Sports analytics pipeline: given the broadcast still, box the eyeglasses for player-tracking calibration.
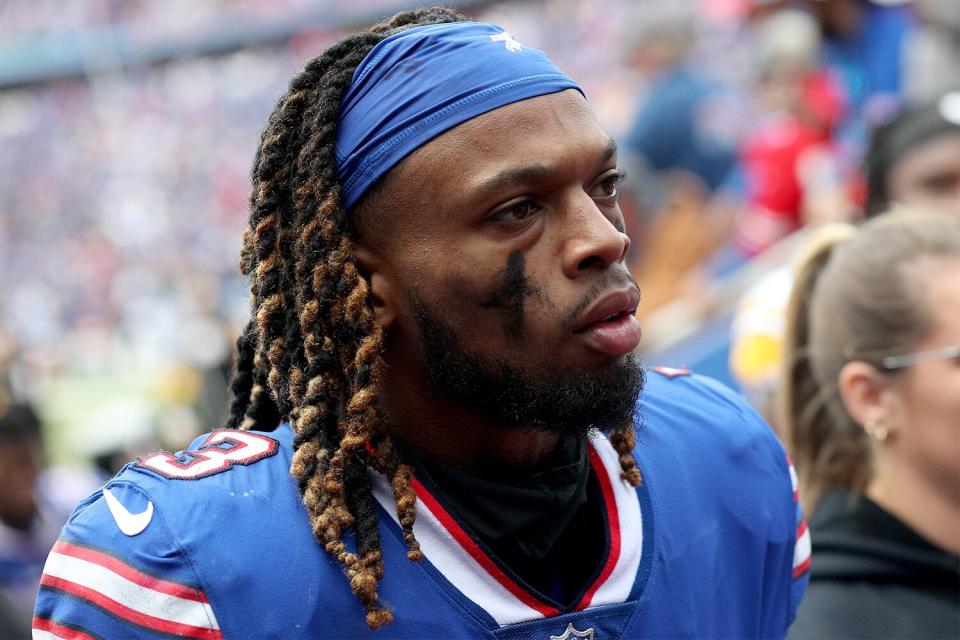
[880,344,960,371]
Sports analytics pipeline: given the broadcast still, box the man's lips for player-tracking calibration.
[570,288,642,356]
[571,288,641,333]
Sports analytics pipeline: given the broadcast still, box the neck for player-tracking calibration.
[868,453,960,556]
[378,358,561,474]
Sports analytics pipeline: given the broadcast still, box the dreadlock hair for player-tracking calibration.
[226,7,466,628]
[609,422,641,486]
[226,5,643,627]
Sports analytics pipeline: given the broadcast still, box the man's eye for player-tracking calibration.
[494,200,541,222]
[593,170,626,199]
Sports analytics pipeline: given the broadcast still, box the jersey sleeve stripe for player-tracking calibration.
[574,446,622,610]
[52,541,208,603]
[787,455,799,502]
[32,616,99,640]
[792,519,812,579]
[39,577,221,640]
[40,550,221,639]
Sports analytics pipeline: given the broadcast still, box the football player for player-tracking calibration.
[34,8,809,639]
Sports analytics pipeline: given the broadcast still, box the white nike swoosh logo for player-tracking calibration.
[103,487,154,536]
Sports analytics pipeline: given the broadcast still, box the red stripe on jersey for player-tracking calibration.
[411,477,561,618]
[32,616,98,640]
[39,575,221,640]
[575,445,622,610]
[53,541,208,603]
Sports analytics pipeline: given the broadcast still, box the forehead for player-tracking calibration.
[903,255,960,336]
[921,257,960,314]
[381,89,613,214]
[893,135,960,181]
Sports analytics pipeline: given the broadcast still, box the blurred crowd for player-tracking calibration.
[0,0,958,634]
[0,0,420,41]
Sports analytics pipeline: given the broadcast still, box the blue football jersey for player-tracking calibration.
[33,371,809,639]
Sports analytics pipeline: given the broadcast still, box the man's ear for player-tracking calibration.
[838,361,895,433]
[352,244,398,330]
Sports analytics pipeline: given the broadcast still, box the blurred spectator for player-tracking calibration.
[733,7,855,256]
[730,88,960,415]
[779,213,960,639]
[865,89,960,217]
[0,403,52,634]
[745,0,914,118]
[620,12,744,318]
[0,400,104,635]
[622,15,739,207]
[903,0,960,103]
[813,0,915,118]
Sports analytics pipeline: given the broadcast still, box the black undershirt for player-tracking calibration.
[396,435,605,608]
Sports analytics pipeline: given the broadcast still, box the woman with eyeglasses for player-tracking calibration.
[780,211,960,639]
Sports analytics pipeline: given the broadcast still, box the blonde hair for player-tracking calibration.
[778,211,960,511]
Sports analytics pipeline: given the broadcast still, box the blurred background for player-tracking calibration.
[0,0,958,633]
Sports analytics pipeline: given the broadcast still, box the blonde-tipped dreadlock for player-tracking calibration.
[226,8,461,628]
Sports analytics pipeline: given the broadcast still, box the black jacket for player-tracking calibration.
[789,489,960,639]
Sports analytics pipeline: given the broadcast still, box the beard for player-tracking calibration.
[411,295,645,436]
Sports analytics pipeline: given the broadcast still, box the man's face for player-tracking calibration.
[0,440,40,529]
[362,89,644,432]
[888,134,960,213]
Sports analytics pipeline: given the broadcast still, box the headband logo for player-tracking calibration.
[490,31,523,52]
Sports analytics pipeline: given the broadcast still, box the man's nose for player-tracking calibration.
[561,195,630,278]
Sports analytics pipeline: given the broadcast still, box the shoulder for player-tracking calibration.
[34,425,315,639]
[636,366,795,533]
[638,367,791,491]
[640,366,777,448]
[61,424,301,552]
[636,368,810,631]
[82,426,298,536]
[132,425,291,482]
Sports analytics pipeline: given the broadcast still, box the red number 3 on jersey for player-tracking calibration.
[136,431,279,480]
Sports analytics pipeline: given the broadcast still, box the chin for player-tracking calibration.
[413,293,645,431]
[429,347,645,433]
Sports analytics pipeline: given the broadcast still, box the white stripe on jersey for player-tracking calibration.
[42,550,220,631]
[372,473,545,625]
[585,433,644,608]
[793,521,811,572]
[371,432,644,625]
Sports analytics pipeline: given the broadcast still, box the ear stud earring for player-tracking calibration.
[864,419,889,443]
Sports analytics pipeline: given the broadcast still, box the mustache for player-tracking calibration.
[562,270,640,328]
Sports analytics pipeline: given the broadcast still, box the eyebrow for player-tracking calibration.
[471,138,619,202]
[600,138,618,163]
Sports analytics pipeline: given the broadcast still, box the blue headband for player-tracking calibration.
[334,21,583,211]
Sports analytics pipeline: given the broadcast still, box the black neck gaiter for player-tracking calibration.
[396,434,603,607]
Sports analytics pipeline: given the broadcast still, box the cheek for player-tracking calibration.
[899,370,960,478]
[440,268,506,314]
[397,241,565,354]
[442,254,554,319]
[0,455,35,501]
